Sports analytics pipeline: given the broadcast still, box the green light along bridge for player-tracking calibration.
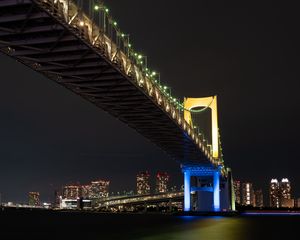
[0,0,235,212]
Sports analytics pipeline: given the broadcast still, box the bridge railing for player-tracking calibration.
[34,0,221,169]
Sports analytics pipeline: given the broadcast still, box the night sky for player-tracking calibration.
[0,0,299,203]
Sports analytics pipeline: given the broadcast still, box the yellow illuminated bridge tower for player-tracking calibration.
[184,96,220,159]
[182,96,235,212]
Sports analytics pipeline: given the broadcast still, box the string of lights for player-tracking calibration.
[90,0,210,114]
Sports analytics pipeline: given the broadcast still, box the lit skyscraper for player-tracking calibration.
[89,180,110,199]
[28,192,40,206]
[155,172,170,193]
[233,180,241,205]
[254,189,264,208]
[242,182,254,206]
[280,178,291,207]
[137,171,150,195]
[81,184,91,199]
[62,185,81,199]
[269,179,280,208]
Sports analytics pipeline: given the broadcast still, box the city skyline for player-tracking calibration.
[2,172,299,207]
[0,0,299,204]
[3,175,300,210]
[0,170,175,203]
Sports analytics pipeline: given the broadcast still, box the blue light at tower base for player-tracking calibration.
[184,171,191,212]
[213,169,220,212]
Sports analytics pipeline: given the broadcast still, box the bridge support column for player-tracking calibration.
[183,170,191,212]
[213,169,220,212]
[182,164,222,212]
[220,168,235,211]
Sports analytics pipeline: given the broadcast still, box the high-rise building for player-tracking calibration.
[280,178,291,207]
[54,190,61,208]
[254,189,264,208]
[137,171,150,195]
[242,182,254,206]
[62,185,81,199]
[233,180,241,205]
[156,172,169,193]
[28,192,40,206]
[89,180,109,199]
[269,179,280,208]
[81,184,91,199]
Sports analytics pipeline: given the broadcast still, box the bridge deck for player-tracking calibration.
[0,0,217,165]
[98,192,184,207]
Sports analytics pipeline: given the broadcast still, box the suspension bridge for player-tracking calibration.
[0,0,235,212]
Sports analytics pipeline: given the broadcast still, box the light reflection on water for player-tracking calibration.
[139,216,247,240]
[1,210,299,239]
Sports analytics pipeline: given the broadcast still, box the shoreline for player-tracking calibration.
[1,206,300,217]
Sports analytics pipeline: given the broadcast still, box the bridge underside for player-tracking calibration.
[0,0,211,164]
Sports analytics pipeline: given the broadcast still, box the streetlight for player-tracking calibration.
[151,71,160,84]
[79,20,84,27]
[140,55,148,69]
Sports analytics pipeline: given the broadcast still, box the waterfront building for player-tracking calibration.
[242,182,254,206]
[254,189,264,208]
[280,178,291,207]
[28,192,40,206]
[281,198,294,208]
[297,198,300,208]
[60,198,78,209]
[81,199,92,209]
[89,180,110,199]
[137,171,150,195]
[62,185,81,199]
[233,180,241,205]
[269,178,292,208]
[156,172,169,193]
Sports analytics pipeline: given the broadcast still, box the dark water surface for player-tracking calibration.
[0,210,299,239]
